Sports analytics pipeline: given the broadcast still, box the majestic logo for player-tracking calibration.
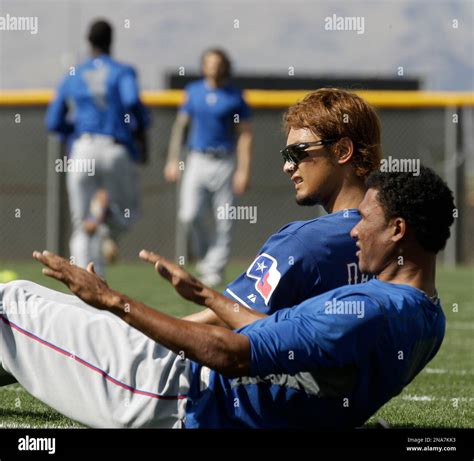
[206,92,218,106]
[246,254,281,305]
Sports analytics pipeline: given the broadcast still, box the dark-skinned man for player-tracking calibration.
[0,167,453,428]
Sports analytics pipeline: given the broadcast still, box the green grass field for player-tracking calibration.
[0,260,472,428]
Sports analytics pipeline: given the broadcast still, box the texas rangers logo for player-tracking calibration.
[246,253,281,305]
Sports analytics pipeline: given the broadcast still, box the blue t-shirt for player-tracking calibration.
[46,54,150,161]
[185,279,445,428]
[180,79,251,152]
[225,209,369,314]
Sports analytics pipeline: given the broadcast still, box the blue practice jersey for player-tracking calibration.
[46,54,150,161]
[185,279,445,428]
[180,79,251,152]
[225,209,369,314]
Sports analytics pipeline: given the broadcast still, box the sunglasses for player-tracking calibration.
[280,140,337,166]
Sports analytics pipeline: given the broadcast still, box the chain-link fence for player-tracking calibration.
[0,95,472,264]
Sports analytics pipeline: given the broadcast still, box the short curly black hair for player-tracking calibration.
[366,166,456,254]
[88,19,113,53]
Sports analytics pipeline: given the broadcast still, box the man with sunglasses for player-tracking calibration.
[185,88,382,325]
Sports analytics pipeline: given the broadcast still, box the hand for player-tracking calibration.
[164,161,181,183]
[33,250,113,310]
[232,169,250,195]
[139,249,209,305]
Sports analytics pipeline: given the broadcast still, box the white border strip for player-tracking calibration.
[225,288,252,309]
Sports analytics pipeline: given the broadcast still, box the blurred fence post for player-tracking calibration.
[443,106,463,267]
[174,176,187,265]
[46,134,61,253]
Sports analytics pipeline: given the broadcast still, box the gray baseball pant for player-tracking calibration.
[178,151,235,277]
[67,134,139,276]
[0,280,192,428]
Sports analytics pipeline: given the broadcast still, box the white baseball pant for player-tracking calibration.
[178,151,235,277]
[67,134,139,276]
[0,280,192,428]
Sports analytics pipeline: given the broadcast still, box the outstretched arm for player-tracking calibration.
[182,308,228,327]
[45,77,74,135]
[138,250,267,329]
[33,251,250,378]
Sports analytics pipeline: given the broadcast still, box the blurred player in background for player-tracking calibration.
[164,48,253,287]
[46,19,150,276]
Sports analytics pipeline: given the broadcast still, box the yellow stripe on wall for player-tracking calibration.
[0,89,473,108]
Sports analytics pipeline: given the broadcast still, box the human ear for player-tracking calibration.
[391,217,406,243]
[335,137,354,164]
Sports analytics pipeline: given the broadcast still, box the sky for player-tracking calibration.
[0,0,473,90]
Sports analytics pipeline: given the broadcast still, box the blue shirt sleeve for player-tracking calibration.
[118,68,140,109]
[118,67,150,129]
[237,91,251,120]
[241,294,384,377]
[225,232,321,314]
[45,76,74,135]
